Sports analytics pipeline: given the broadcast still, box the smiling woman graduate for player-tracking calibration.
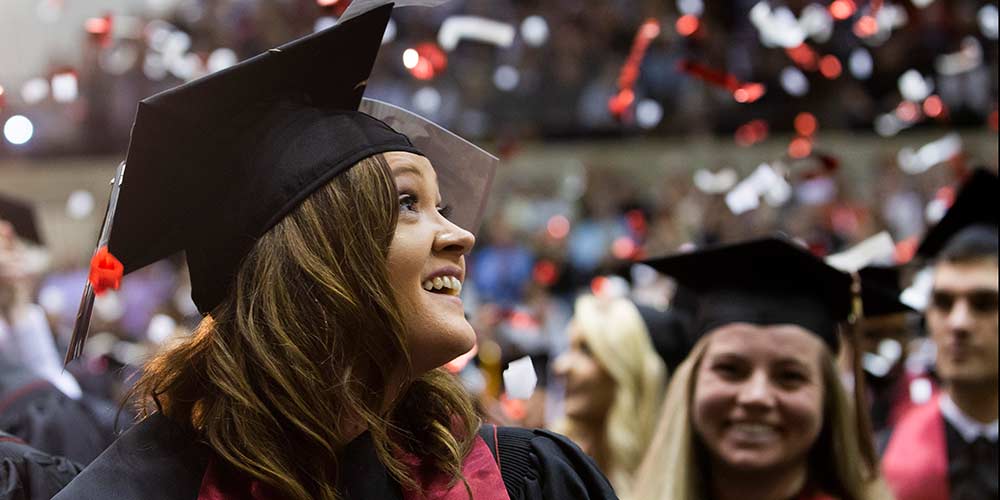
[52,3,615,500]
[634,237,896,500]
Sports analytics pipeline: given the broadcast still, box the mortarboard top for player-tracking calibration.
[67,0,498,363]
[0,193,42,245]
[635,303,694,373]
[916,168,999,259]
[642,236,853,351]
[858,265,915,317]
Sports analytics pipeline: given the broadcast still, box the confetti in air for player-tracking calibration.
[609,18,661,120]
[678,60,766,104]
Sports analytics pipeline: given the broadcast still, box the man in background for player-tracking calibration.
[882,169,998,500]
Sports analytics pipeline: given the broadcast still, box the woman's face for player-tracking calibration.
[692,323,826,472]
[385,152,476,375]
[552,321,616,423]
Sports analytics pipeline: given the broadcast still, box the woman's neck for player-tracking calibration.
[569,420,610,472]
[709,460,809,500]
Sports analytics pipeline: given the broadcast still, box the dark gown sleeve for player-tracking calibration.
[0,434,83,500]
[52,413,209,500]
[493,426,618,500]
[0,367,118,465]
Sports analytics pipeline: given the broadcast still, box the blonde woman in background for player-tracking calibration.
[636,238,894,500]
[553,294,668,498]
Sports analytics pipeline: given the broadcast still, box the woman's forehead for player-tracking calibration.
[386,151,436,180]
[704,323,825,362]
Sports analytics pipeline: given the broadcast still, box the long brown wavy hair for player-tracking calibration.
[130,154,480,499]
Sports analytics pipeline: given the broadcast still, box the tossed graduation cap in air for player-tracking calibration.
[643,236,855,351]
[917,168,999,260]
[0,193,43,245]
[66,1,498,364]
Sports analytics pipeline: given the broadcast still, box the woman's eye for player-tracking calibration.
[776,371,808,386]
[398,193,418,213]
[712,363,743,379]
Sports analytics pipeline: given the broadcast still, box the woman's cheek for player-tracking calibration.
[691,374,733,438]
[777,387,825,454]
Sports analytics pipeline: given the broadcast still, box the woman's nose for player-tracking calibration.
[435,217,476,255]
[736,371,776,409]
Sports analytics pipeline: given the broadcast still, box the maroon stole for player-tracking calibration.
[196,435,508,500]
[881,394,950,500]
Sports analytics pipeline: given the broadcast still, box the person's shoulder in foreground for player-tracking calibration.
[0,432,83,500]
[482,425,619,499]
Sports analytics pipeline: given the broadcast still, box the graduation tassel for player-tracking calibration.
[847,270,880,479]
[65,161,126,365]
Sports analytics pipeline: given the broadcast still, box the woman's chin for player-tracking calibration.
[410,324,476,374]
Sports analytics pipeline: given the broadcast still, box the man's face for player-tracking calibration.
[926,258,999,385]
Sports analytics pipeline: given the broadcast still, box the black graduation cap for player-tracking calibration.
[0,193,43,245]
[858,265,914,317]
[642,236,855,351]
[66,2,498,364]
[635,304,694,374]
[917,168,999,259]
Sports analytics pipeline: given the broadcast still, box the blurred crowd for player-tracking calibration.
[1,0,997,154]
[1,0,999,498]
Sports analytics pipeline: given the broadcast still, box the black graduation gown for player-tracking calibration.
[54,413,618,499]
[0,432,83,500]
[943,420,999,500]
[0,361,118,465]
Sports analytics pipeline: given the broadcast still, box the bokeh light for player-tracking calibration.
[4,115,35,145]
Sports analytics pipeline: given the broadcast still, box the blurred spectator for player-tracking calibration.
[882,170,998,500]
[551,294,666,498]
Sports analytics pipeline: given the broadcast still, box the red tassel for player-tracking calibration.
[89,245,123,295]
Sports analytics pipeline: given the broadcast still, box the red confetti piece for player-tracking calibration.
[894,236,918,264]
[853,15,878,37]
[786,43,819,71]
[818,55,842,79]
[407,42,447,81]
[735,119,769,146]
[88,245,123,295]
[794,112,818,136]
[829,0,857,20]
[788,136,813,159]
[675,15,700,37]
[678,60,766,103]
[625,209,647,237]
[611,237,638,260]
[590,276,610,296]
[895,101,921,122]
[85,14,113,48]
[532,260,559,286]
[989,108,999,131]
[546,215,570,239]
[609,18,660,120]
[922,95,944,118]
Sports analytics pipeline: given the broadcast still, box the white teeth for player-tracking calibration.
[422,276,463,295]
[730,423,778,439]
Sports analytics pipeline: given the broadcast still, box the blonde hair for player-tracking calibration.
[130,155,479,500]
[634,334,893,500]
[555,295,667,497]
